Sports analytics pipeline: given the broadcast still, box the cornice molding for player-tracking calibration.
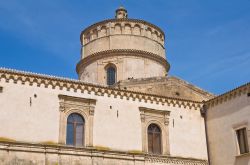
[0,68,202,110]
[58,94,96,105]
[145,156,207,165]
[0,141,207,164]
[139,107,170,125]
[205,82,250,109]
[80,18,165,39]
[76,49,170,73]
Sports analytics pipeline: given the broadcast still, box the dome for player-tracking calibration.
[76,8,170,86]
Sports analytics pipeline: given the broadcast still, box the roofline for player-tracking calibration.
[205,81,250,108]
[80,18,165,41]
[169,76,215,97]
[76,49,170,74]
[0,67,202,110]
[1,67,248,110]
[114,76,215,99]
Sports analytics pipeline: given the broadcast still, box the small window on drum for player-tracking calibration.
[106,66,116,86]
[66,113,85,146]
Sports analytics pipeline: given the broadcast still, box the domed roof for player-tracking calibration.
[116,6,127,12]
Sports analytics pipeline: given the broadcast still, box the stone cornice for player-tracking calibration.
[0,141,208,165]
[76,49,170,73]
[80,18,165,39]
[58,94,96,105]
[0,68,202,110]
[139,107,171,115]
[139,107,170,126]
[205,82,250,109]
[145,155,207,165]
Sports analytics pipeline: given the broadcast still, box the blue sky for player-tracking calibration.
[0,0,249,95]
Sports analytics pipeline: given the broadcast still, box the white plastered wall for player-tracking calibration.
[0,79,207,159]
[207,94,250,165]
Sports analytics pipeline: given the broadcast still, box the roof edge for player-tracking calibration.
[205,81,250,108]
[0,67,202,110]
[80,18,165,40]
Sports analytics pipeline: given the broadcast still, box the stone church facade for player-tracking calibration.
[0,7,249,165]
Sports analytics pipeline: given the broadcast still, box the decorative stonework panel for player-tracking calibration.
[58,95,96,147]
[145,156,208,165]
[139,107,170,155]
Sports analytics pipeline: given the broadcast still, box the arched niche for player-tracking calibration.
[146,27,152,38]
[124,24,132,34]
[92,29,98,40]
[114,23,122,34]
[99,26,107,37]
[133,24,141,35]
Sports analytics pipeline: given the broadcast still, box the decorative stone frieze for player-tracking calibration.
[0,68,203,110]
[139,107,170,155]
[76,49,170,73]
[80,18,165,44]
[58,95,96,147]
[205,82,250,109]
[145,155,208,165]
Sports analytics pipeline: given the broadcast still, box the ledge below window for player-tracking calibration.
[236,152,250,158]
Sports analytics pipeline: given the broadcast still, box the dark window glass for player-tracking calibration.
[66,113,85,146]
[236,128,249,154]
[66,123,74,145]
[107,67,116,85]
[148,124,161,154]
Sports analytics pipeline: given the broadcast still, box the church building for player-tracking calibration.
[0,7,249,165]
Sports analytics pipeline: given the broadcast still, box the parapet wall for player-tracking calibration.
[80,19,166,59]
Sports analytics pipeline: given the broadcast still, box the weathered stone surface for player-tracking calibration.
[0,142,207,165]
[114,76,214,102]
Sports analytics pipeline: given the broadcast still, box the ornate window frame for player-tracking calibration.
[139,107,170,155]
[58,95,96,147]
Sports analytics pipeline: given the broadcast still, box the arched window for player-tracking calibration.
[148,124,161,154]
[66,113,85,146]
[106,66,116,86]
